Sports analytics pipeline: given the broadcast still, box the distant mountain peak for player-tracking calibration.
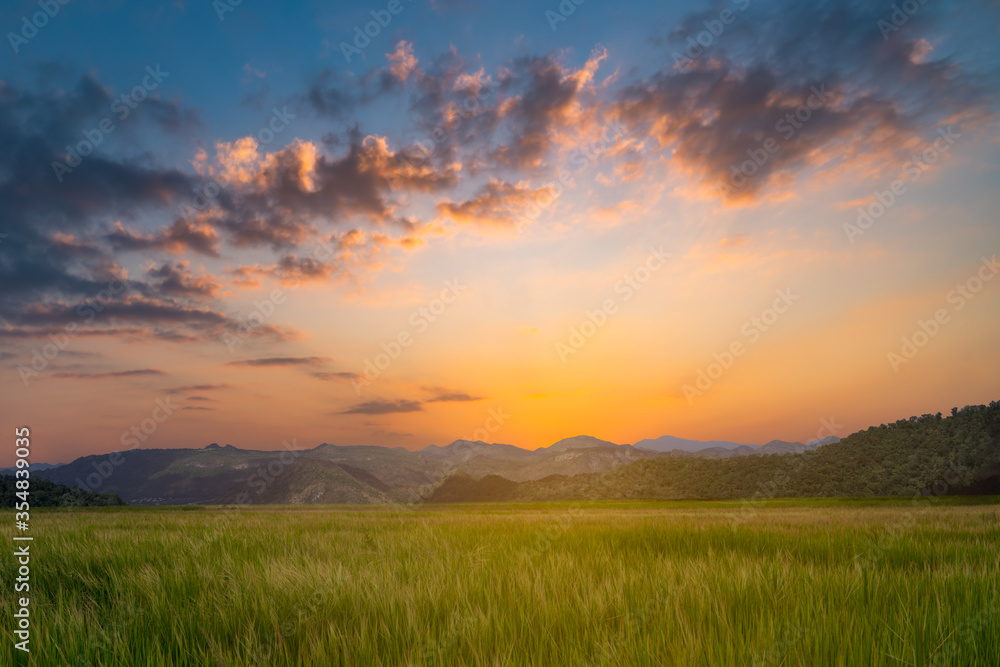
[540,435,623,452]
[633,435,754,453]
[440,439,490,449]
[417,439,536,466]
[758,440,809,455]
[761,439,803,448]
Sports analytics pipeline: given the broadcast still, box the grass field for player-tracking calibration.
[3,498,999,666]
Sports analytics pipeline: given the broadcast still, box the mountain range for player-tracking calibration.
[28,404,1000,505]
[30,433,836,505]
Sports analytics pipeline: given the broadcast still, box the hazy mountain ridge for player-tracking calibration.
[0,461,65,476]
[34,438,658,504]
[538,436,628,452]
[49,408,1000,505]
[633,435,753,452]
[634,435,837,455]
[220,459,393,505]
[37,443,443,505]
[450,447,661,482]
[427,404,1000,502]
[418,439,538,464]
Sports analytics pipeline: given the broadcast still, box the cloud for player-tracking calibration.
[0,74,269,345]
[301,69,360,119]
[613,0,997,202]
[226,357,361,381]
[226,356,365,384]
[50,369,166,379]
[425,392,484,403]
[146,262,221,299]
[340,399,424,415]
[489,53,602,170]
[106,219,220,257]
[227,356,331,367]
[312,371,362,381]
[195,134,459,250]
[436,179,554,226]
[233,255,340,287]
[2,14,995,357]
[166,384,231,394]
[388,41,419,83]
[0,296,295,344]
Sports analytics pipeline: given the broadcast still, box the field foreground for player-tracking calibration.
[2,498,999,666]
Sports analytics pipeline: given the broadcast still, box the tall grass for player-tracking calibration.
[2,499,998,665]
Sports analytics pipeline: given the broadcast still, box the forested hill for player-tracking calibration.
[427,402,1000,502]
[0,475,127,507]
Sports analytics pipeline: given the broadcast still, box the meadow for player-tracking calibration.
[2,498,999,666]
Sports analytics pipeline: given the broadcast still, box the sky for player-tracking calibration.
[1,0,999,465]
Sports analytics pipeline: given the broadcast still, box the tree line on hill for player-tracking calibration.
[0,475,127,507]
[426,402,1000,502]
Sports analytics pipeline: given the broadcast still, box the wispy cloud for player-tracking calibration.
[227,357,331,367]
[425,392,484,403]
[340,399,424,415]
[166,384,231,394]
[51,369,166,380]
[312,371,362,381]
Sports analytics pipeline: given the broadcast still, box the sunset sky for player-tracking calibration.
[2,0,999,465]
